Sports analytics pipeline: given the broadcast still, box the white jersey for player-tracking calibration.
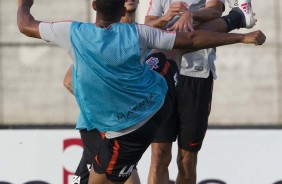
[148,0,225,79]
[39,22,176,66]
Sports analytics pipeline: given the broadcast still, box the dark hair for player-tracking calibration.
[95,0,126,21]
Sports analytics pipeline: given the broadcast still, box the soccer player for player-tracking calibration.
[145,0,257,183]
[64,1,143,183]
[17,0,265,183]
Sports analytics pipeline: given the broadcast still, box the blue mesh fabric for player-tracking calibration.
[71,22,168,132]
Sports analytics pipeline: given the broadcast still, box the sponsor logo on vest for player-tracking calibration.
[118,164,135,177]
[116,94,157,121]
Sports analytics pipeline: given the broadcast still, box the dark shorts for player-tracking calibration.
[92,91,173,182]
[176,73,214,152]
[73,129,104,184]
[151,65,213,152]
[145,52,179,143]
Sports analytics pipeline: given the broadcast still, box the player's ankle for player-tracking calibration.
[221,10,242,32]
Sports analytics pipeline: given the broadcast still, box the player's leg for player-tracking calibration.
[73,129,103,184]
[89,168,118,184]
[171,0,257,61]
[125,169,141,184]
[195,0,256,33]
[148,112,177,184]
[145,53,179,184]
[88,119,160,184]
[175,73,213,184]
[90,169,141,184]
[176,149,198,184]
[72,129,140,184]
[89,92,173,184]
[148,143,173,184]
[89,168,140,184]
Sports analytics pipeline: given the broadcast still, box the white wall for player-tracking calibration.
[0,129,282,184]
[0,0,281,125]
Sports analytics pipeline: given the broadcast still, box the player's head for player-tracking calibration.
[125,0,139,13]
[93,0,126,21]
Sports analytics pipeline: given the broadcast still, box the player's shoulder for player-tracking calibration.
[39,20,74,32]
[45,20,74,25]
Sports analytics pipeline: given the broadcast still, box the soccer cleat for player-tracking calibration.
[231,0,256,28]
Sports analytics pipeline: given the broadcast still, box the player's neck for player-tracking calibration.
[120,12,136,24]
[95,14,120,28]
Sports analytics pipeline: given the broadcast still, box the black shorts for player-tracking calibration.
[92,90,173,182]
[147,52,213,152]
[145,52,179,143]
[176,73,213,152]
[75,53,175,183]
[73,129,104,184]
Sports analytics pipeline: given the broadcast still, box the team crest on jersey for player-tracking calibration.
[146,57,159,70]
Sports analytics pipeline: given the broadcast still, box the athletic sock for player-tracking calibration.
[221,9,242,32]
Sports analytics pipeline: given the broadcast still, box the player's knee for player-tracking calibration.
[177,151,198,170]
[151,147,172,167]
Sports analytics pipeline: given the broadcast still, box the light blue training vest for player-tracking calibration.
[71,22,168,132]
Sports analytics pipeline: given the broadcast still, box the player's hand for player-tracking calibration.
[162,2,188,22]
[17,0,34,7]
[242,30,266,46]
[167,11,194,32]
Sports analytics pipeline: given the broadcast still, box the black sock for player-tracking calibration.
[221,8,243,32]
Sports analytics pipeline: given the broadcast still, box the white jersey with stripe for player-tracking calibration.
[39,22,176,66]
[147,0,225,79]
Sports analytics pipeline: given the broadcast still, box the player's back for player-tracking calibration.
[70,22,168,132]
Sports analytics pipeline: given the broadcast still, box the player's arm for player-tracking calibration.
[173,30,266,51]
[145,2,188,29]
[64,66,74,95]
[138,24,265,58]
[17,0,41,38]
[145,15,169,29]
[166,0,224,32]
[18,0,72,53]
[192,0,225,23]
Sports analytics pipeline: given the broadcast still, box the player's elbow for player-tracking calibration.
[63,77,70,89]
[64,72,73,91]
[18,22,32,37]
[17,17,39,38]
[63,76,74,95]
[144,17,154,27]
[145,16,160,28]
[18,23,28,35]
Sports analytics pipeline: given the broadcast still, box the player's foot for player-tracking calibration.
[231,0,256,29]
